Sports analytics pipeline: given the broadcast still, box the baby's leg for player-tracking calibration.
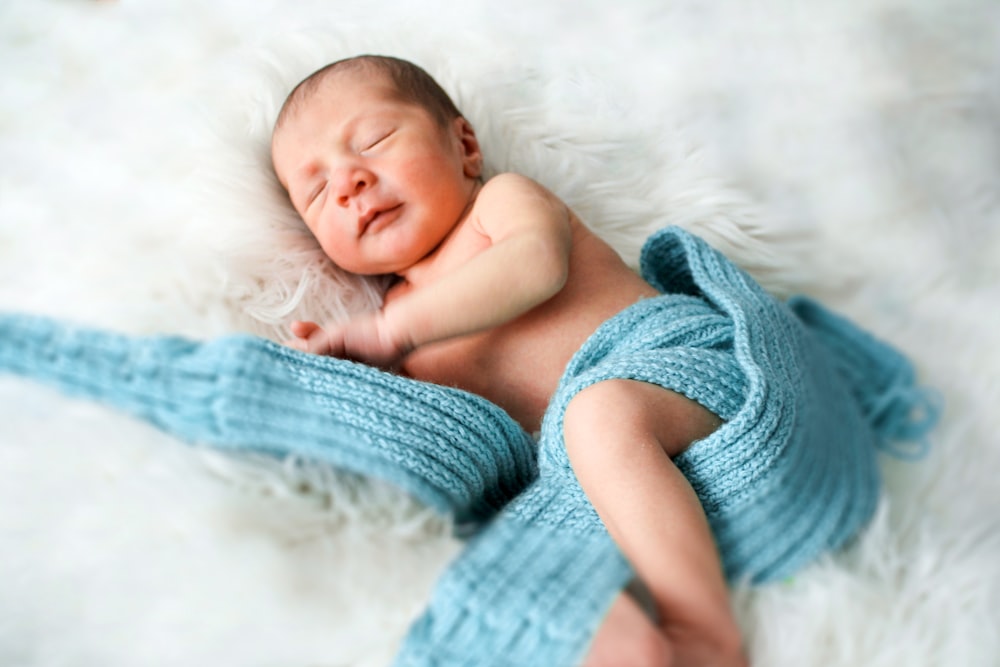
[564,379,747,667]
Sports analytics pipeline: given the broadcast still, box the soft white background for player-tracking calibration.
[2,1,999,665]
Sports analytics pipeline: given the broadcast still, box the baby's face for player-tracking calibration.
[271,69,482,276]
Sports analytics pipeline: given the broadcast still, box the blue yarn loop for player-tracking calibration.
[866,378,942,460]
[0,226,940,667]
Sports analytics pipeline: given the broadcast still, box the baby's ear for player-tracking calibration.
[453,117,483,178]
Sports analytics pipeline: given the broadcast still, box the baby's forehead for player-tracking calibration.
[303,72,405,116]
[276,74,388,133]
[313,66,399,101]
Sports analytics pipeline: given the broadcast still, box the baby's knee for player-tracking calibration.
[564,380,648,443]
[563,382,666,479]
[564,379,720,461]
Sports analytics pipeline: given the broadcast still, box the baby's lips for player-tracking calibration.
[358,203,402,235]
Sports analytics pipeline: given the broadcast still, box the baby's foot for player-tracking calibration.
[581,591,672,667]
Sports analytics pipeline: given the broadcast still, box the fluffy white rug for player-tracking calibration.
[2,1,999,665]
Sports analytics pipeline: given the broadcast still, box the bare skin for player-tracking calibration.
[272,64,747,667]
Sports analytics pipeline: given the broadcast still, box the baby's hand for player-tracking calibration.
[286,317,411,369]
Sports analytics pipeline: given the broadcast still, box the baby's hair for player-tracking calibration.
[274,55,464,132]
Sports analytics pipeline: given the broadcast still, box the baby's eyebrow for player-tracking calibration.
[345,107,400,131]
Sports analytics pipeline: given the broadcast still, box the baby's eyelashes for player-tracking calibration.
[359,130,394,154]
[305,181,327,209]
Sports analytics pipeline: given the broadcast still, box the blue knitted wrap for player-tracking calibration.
[0,227,938,667]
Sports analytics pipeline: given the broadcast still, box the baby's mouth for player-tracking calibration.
[359,204,403,235]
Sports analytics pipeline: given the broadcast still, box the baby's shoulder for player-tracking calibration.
[480,171,555,196]
[476,172,569,215]
[481,171,540,191]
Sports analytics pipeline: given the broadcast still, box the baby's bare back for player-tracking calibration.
[400,215,657,433]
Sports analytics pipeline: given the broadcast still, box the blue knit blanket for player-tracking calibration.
[0,226,938,666]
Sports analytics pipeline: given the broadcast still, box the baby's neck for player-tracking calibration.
[396,179,484,286]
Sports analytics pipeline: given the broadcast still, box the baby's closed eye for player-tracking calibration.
[306,181,327,208]
[359,129,395,153]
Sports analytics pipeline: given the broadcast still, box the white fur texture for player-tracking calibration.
[2,1,999,665]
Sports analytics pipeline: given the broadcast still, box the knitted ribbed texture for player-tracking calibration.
[0,315,536,528]
[787,295,941,461]
[0,227,939,667]
[394,479,633,667]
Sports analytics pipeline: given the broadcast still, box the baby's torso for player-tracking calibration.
[395,213,658,433]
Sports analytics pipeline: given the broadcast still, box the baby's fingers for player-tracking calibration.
[290,320,322,339]
[285,320,332,355]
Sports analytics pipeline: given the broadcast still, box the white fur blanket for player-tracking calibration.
[2,1,999,665]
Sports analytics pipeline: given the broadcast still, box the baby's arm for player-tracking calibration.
[382,174,572,349]
[290,174,572,366]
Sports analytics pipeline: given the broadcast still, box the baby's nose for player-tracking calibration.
[334,167,375,205]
